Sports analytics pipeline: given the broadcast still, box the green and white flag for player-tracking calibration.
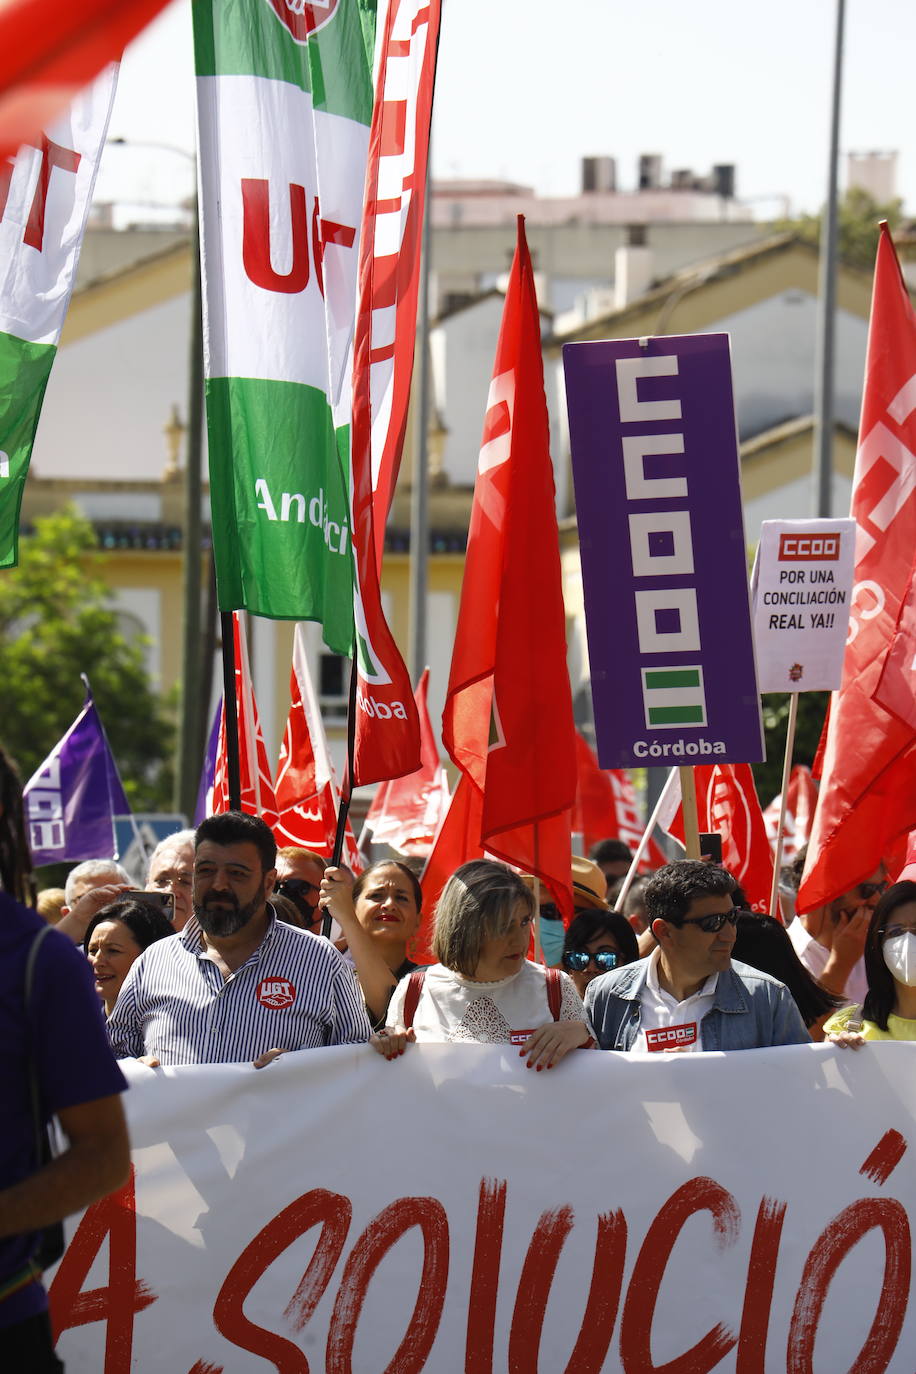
[193,0,376,655]
[0,64,118,568]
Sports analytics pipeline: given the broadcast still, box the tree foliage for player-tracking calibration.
[0,506,175,809]
[772,186,904,272]
[752,690,829,811]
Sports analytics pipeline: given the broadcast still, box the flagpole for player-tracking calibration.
[679,766,701,859]
[322,643,359,938]
[813,0,846,517]
[615,767,678,911]
[768,692,800,920]
[220,611,241,809]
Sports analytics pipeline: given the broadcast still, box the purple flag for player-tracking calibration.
[24,683,133,866]
[194,700,222,826]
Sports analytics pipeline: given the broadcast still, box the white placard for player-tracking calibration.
[751,519,856,693]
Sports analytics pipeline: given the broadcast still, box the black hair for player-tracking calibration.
[732,912,842,1028]
[563,908,639,965]
[0,745,35,907]
[589,838,633,866]
[862,881,916,1031]
[195,811,277,874]
[644,860,736,926]
[353,860,422,913]
[83,897,175,955]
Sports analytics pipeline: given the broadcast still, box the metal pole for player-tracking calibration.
[813,0,846,518]
[220,611,241,809]
[408,156,433,684]
[176,189,205,819]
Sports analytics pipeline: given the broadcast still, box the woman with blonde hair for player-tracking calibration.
[373,859,593,1069]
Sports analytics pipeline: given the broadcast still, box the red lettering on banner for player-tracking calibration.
[241,179,310,294]
[736,1196,786,1374]
[310,195,356,299]
[508,1204,574,1371]
[213,1187,351,1372]
[564,1210,627,1374]
[466,1177,507,1374]
[858,1127,907,1186]
[48,1167,156,1373]
[619,1176,740,1372]
[326,1197,449,1374]
[787,1198,910,1374]
[23,136,81,252]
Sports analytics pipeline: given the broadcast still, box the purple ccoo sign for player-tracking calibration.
[562,333,763,770]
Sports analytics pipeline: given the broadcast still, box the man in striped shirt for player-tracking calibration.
[107,812,371,1065]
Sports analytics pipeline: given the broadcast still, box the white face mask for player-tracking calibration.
[882,932,916,987]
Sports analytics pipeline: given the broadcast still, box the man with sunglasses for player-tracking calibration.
[788,866,887,1006]
[585,861,810,1052]
[274,847,327,933]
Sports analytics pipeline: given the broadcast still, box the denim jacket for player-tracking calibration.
[584,956,811,1052]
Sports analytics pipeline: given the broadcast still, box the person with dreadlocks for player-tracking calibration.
[0,745,130,1370]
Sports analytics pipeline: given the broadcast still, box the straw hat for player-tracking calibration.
[521,856,609,911]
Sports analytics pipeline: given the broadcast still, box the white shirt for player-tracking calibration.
[787,917,866,1007]
[631,947,718,1054]
[386,960,589,1043]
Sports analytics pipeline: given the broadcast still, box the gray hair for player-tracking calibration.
[147,828,196,876]
[64,858,131,905]
[433,859,535,976]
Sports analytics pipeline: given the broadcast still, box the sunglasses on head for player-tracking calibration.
[562,949,619,973]
[678,908,740,934]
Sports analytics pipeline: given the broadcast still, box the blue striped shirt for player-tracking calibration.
[107,913,371,1064]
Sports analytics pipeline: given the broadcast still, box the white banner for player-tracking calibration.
[751,519,857,694]
[50,1043,916,1372]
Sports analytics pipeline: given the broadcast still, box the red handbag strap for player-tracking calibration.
[401,968,427,1030]
[545,966,563,1021]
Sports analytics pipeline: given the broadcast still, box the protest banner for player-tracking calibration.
[0,64,117,567]
[751,519,856,694]
[50,1043,916,1372]
[562,334,763,779]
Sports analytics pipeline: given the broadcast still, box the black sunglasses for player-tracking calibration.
[275,878,319,903]
[678,908,740,934]
[562,949,619,973]
[856,880,888,901]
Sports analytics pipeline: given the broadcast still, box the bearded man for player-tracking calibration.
[106,812,370,1065]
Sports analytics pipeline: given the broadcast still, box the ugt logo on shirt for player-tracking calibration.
[257,978,297,1009]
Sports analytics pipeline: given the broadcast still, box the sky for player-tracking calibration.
[94,0,916,224]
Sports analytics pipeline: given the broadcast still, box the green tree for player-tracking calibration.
[0,506,175,809]
[752,690,829,812]
[772,186,904,272]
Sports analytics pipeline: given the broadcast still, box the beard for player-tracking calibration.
[195,890,262,938]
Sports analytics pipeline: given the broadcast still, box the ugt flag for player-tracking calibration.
[193,0,374,646]
[23,680,132,866]
[0,64,118,567]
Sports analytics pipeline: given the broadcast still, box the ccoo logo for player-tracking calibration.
[257,978,297,1009]
[263,0,340,43]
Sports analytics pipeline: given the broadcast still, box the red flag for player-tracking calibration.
[345,0,441,787]
[0,0,170,160]
[441,216,576,920]
[664,764,775,914]
[274,626,360,868]
[416,774,486,964]
[572,734,666,870]
[211,614,279,829]
[763,764,818,864]
[799,224,916,909]
[362,669,450,856]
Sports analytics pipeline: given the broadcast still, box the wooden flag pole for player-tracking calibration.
[322,644,359,938]
[768,691,800,921]
[219,611,241,810]
[679,766,701,859]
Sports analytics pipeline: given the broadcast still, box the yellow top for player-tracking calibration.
[824,1004,916,1041]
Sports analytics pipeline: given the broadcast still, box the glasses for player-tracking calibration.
[857,881,888,901]
[678,908,740,934]
[562,949,619,973]
[880,924,916,941]
[275,878,319,905]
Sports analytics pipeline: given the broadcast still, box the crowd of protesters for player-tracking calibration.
[5,730,916,1366]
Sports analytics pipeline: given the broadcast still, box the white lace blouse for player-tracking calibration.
[385,960,591,1043]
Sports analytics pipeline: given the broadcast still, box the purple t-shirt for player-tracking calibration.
[0,894,127,1330]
